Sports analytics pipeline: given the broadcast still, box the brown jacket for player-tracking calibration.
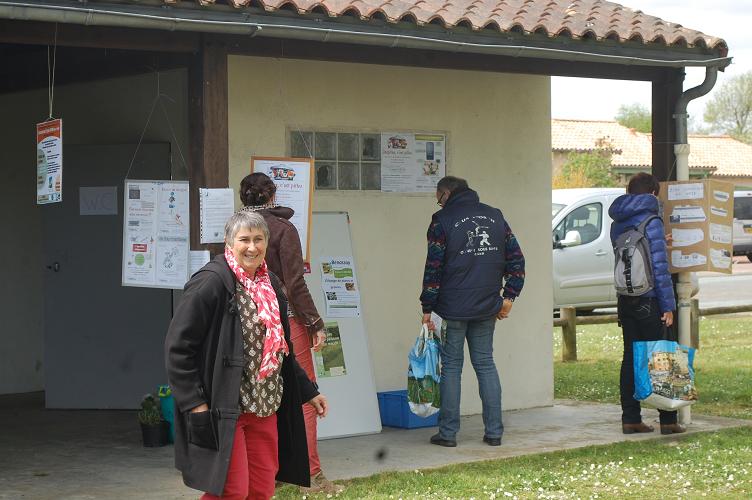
[252,206,325,335]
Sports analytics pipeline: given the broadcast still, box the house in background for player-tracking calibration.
[552,119,752,187]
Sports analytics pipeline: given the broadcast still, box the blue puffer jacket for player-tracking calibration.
[609,193,676,313]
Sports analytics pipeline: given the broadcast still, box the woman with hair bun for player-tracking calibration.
[239,172,341,495]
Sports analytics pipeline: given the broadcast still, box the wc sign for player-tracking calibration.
[79,186,118,215]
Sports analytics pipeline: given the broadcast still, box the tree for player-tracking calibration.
[552,151,618,188]
[615,103,651,133]
[704,71,752,143]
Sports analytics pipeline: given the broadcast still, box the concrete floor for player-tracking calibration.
[1,392,749,499]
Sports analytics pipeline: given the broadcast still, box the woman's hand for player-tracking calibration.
[307,394,329,418]
[661,311,674,327]
[496,299,513,320]
[190,403,209,413]
[312,330,327,352]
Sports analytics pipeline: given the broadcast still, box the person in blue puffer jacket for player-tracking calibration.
[609,172,685,435]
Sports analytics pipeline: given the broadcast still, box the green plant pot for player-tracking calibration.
[140,421,169,447]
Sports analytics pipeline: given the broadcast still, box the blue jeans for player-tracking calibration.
[438,317,503,440]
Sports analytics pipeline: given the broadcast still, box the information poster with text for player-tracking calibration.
[251,157,313,263]
[36,119,63,204]
[122,180,190,289]
[381,132,446,193]
[320,256,361,317]
[313,321,347,378]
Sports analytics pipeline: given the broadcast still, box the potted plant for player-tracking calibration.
[138,393,169,447]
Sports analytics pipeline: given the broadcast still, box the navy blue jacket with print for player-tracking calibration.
[608,193,676,314]
[431,189,508,320]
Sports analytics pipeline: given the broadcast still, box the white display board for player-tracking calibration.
[305,212,382,439]
[122,179,190,289]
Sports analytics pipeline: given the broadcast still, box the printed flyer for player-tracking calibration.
[320,256,361,318]
[122,180,190,289]
[252,157,313,262]
[313,321,347,378]
[36,119,63,204]
[380,132,446,193]
[199,188,235,244]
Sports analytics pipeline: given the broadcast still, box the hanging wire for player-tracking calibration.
[125,70,190,180]
[276,56,313,159]
[46,24,58,120]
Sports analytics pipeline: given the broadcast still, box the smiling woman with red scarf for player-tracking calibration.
[165,210,328,499]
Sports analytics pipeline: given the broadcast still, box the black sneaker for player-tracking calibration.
[483,436,501,446]
[430,433,457,447]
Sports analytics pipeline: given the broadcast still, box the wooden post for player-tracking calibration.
[690,298,700,349]
[561,307,577,362]
[651,68,684,183]
[188,35,229,255]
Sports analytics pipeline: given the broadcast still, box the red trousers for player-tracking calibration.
[289,317,321,476]
[201,413,278,500]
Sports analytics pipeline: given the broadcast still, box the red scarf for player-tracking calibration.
[224,247,288,380]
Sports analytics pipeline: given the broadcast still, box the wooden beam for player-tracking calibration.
[0,20,198,53]
[188,36,229,253]
[651,68,685,182]
[222,36,667,81]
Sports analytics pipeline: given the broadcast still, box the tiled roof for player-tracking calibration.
[175,0,727,55]
[552,119,752,177]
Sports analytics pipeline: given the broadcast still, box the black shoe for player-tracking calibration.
[430,433,457,447]
[483,436,501,446]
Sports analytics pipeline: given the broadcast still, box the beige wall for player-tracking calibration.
[0,69,187,394]
[228,56,553,411]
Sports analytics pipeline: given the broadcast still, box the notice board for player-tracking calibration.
[660,179,734,274]
[305,212,382,439]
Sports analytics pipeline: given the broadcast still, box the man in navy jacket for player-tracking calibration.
[420,176,525,447]
[609,172,685,435]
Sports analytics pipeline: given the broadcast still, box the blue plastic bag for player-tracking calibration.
[633,340,697,410]
[407,325,441,417]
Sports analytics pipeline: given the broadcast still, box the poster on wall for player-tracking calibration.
[313,321,348,378]
[251,157,314,263]
[320,256,361,318]
[199,188,235,244]
[380,132,446,193]
[36,119,63,204]
[122,180,190,289]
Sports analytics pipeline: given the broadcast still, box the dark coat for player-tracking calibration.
[433,189,507,320]
[165,255,318,496]
[609,193,676,313]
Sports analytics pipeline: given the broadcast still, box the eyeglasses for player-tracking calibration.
[436,191,447,206]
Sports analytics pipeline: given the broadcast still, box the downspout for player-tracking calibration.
[672,65,718,425]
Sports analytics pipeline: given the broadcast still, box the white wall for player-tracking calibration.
[0,69,187,395]
[228,56,553,411]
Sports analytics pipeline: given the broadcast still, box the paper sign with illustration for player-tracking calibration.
[381,132,446,193]
[709,248,732,269]
[313,321,347,378]
[710,205,728,218]
[320,256,361,318]
[671,250,707,268]
[669,205,706,224]
[713,190,730,203]
[671,228,704,248]
[668,183,703,201]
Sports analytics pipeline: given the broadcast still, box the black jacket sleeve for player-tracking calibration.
[164,272,221,413]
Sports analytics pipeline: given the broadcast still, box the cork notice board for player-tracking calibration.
[659,179,735,274]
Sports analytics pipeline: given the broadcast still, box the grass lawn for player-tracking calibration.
[274,315,752,499]
[553,315,752,420]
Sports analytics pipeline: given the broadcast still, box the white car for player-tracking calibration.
[733,190,752,262]
[552,188,624,311]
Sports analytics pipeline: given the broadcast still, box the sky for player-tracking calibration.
[551,0,752,130]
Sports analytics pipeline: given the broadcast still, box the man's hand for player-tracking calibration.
[496,299,513,320]
[661,311,674,327]
[312,330,326,352]
[190,403,209,414]
[307,394,328,418]
[422,313,435,332]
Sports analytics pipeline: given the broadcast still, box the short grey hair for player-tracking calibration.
[224,210,269,245]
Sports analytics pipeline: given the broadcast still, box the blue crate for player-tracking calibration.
[377,390,438,429]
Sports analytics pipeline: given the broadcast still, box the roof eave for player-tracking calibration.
[0,0,732,69]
